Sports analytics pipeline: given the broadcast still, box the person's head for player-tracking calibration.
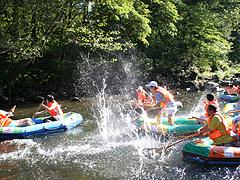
[207,104,218,117]
[137,86,144,93]
[146,81,158,92]
[46,95,54,102]
[206,93,215,101]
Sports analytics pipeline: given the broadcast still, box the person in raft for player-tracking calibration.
[35,95,64,121]
[193,93,220,124]
[135,85,154,109]
[135,86,147,107]
[0,106,33,127]
[144,81,180,126]
[227,107,240,136]
[198,104,235,146]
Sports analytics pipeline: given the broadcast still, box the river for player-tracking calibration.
[0,90,240,179]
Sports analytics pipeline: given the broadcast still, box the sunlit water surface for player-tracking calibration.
[0,91,240,179]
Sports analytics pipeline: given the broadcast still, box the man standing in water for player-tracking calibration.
[0,106,33,127]
[144,81,179,126]
[198,104,235,145]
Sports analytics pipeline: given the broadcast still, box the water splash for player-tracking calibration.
[189,92,206,118]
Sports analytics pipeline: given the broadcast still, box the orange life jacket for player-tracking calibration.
[208,113,230,140]
[0,113,12,127]
[47,100,63,117]
[136,89,146,103]
[155,87,174,108]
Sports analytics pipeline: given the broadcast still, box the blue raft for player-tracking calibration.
[219,93,240,103]
[0,112,83,140]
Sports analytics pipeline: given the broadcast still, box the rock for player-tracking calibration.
[219,80,232,86]
[188,71,198,81]
[70,97,79,101]
[232,78,240,85]
[212,75,219,82]
[234,73,240,78]
[184,81,199,92]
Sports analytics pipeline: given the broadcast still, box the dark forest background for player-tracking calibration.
[1,0,240,104]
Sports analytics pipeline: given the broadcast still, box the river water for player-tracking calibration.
[0,90,240,180]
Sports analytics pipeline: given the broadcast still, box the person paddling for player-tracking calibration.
[197,104,235,146]
[35,95,63,121]
[0,106,33,127]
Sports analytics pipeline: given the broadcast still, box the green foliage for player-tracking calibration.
[1,0,240,101]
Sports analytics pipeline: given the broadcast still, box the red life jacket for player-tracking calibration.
[47,100,63,117]
[232,85,238,94]
[0,113,12,127]
[226,86,233,95]
[207,113,230,140]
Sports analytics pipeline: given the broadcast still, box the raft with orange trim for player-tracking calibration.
[182,137,240,165]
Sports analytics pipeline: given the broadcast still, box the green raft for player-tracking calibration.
[183,137,240,165]
[132,117,202,135]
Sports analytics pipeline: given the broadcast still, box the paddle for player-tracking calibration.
[0,105,16,127]
[143,132,200,157]
[32,96,45,118]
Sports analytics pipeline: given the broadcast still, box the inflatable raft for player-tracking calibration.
[218,93,240,103]
[183,137,240,165]
[130,117,202,136]
[0,112,83,141]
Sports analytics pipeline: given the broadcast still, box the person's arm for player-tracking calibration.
[153,92,164,108]
[192,116,206,121]
[198,116,219,135]
[34,110,46,116]
[228,108,240,114]
[198,125,210,135]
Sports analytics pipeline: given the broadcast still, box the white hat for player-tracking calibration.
[137,86,143,90]
[146,81,158,87]
[0,110,8,115]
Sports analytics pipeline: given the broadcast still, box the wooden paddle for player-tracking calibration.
[143,132,200,156]
[0,105,16,127]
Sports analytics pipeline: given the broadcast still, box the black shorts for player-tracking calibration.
[43,117,57,123]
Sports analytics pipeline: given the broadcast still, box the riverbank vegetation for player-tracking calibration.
[1,0,240,103]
